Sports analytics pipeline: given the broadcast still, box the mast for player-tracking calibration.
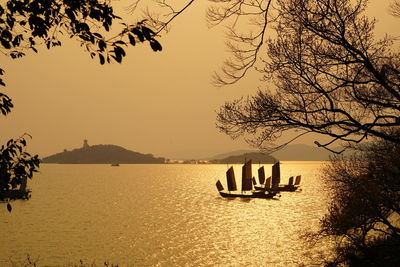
[271,161,281,189]
[226,166,237,191]
[241,160,253,191]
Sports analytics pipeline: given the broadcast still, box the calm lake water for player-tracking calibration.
[0,162,332,266]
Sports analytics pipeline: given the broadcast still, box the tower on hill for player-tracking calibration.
[83,139,89,149]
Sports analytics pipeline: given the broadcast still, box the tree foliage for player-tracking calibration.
[0,0,162,68]
[135,0,400,150]
[0,134,40,201]
[318,132,400,266]
[213,0,400,151]
[134,1,400,264]
[0,0,161,210]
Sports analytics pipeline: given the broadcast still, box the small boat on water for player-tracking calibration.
[254,162,301,192]
[216,160,278,199]
[111,163,120,167]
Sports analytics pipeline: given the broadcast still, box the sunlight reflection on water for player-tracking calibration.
[0,162,332,266]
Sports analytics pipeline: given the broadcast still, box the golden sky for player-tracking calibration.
[0,1,398,160]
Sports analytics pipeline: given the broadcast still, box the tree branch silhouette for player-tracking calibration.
[216,0,400,151]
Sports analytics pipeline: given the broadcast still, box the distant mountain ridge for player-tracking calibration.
[209,150,257,160]
[210,152,277,164]
[42,143,165,164]
[271,144,335,161]
[209,144,336,161]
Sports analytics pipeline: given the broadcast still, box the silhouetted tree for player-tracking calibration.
[134,1,400,265]
[0,0,161,211]
[204,1,400,264]
[318,132,400,266]
[214,0,400,151]
[136,0,400,151]
[0,134,40,212]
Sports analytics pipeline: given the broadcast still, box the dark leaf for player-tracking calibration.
[115,46,125,56]
[131,28,144,42]
[79,34,90,42]
[28,37,35,46]
[112,49,122,63]
[99,53,105,65]
[1,30,12,41]
[7,139,14,146]
[7,203,12,212]
[114,40,126,46]
[66,8,75,21]
[98,40,106,51]
[93,33,102,38]
[128,34,135,46]
[103,22,109,31]
[6,17,14,28]
[12,35,22,47]
[1,40,11,49]
[150,40,162,52]
[142,26,155,41]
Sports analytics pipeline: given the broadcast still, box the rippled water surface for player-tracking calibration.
[0,162,332,266]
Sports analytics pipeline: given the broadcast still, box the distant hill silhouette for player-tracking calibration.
[209,149,257,160]
[270,144,335,161]
[209,144,338,161]
[42,144,165,164]
[210,152,277,164]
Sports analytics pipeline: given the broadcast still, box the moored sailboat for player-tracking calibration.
[255,162,301,192]
[216,160,277,199]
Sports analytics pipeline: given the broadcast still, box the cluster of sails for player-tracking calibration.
[216,160,301,199]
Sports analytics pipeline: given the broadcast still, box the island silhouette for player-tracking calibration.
[42,140,165,164]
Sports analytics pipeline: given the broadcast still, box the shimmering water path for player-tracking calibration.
[0,162,331,266]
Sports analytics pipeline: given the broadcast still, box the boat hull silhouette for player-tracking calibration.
[218,190,277,199]
[254,185,300,192]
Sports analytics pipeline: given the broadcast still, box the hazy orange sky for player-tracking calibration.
[0,1,398,160]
